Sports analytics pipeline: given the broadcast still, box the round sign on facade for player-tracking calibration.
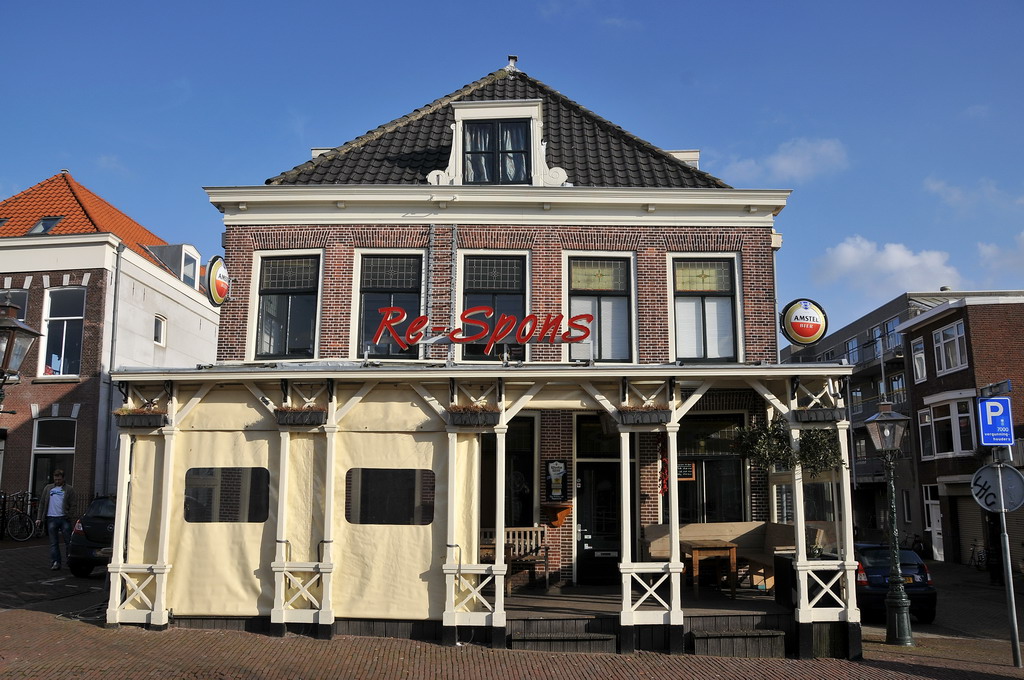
[780,299,829,346]
[205,256,231,306]
[971,464,1024,513]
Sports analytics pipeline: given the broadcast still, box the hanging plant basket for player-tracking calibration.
[275,409,327,426]
[115,412,167,429]
[448,410,500,426]
[793,408,846,423]
[796,427,845,477]
[735,416,796,470]
[618,408,671,425]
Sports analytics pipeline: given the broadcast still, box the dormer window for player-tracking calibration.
[182,253,198,289]
[427,100,567,187]
[464,120,530,184]
[29,217,63,234]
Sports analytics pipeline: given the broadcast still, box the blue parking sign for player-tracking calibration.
[978,397,1014,446]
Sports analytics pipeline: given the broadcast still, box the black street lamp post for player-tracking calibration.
[0,294,42,409]
[864,402,914,646]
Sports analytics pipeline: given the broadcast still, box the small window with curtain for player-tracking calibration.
[464,120,530,184]
[673,259,736,362]
[256,255,319,359]
[569,258,631,362]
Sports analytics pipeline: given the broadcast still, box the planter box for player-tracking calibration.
[619,409,670,425]
[115,413,167,429]
[275,410,327,426]
[448,410,500,427]
[793,408,846,423]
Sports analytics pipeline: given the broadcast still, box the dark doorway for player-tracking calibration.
[575,461,621,584]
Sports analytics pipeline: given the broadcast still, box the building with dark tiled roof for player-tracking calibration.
[0,171,219,502]
[109,60,859,659]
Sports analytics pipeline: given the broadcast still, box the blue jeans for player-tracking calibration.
[46,516,72,566]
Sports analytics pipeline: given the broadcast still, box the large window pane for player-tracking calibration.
[673,259,736,361]
[464,120,530,185]
[184,467,270,523]
[570,259,630,362]
[36,419,76,448]
[256,255,319,359]
[44,289,85,375]
[345,468,435,525]
[463,256,525,360]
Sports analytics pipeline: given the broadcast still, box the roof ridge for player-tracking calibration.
[267,69,512,185]
[60,171,102,232]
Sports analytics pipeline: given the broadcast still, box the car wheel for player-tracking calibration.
[68,561,93,578]
[915,609,936,624]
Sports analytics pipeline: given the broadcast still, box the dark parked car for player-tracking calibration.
[855,543,937,623]
[67,497,115,578]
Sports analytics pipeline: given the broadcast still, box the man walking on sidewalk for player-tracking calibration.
[35,470,75,570]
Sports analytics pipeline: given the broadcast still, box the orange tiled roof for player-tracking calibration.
[0,171,169,267]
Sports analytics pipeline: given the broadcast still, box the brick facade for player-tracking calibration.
[1,269,106,510]
[217,223,778,364]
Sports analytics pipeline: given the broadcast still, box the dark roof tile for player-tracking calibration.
[267,67,729,189]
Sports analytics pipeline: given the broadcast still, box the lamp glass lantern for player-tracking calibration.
[864,402,910,453]
[0,295,42,401]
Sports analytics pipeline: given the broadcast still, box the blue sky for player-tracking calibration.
[3,1,1022,332]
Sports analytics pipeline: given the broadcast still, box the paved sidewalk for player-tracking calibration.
[1,543,1022,679]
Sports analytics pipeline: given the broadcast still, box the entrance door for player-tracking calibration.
[576,462,620,585]
[924,485,943,560]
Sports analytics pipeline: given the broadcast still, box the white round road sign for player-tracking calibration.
[971,464,1024,513]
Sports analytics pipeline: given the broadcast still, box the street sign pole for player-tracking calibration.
[997,464,1022,668]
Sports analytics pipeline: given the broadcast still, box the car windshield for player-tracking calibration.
[86,498,116,520]
[859,548,920,567]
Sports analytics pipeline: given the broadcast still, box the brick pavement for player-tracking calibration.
[1,543,1022,679]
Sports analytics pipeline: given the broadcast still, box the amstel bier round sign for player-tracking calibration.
[780,299,828,346]
[205,256,231,306]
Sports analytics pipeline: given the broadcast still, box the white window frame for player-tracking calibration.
[349,249,427,361]
[918,397,976,460]
[39,287,86,377]
[901,488,913,524]
[911,337,927,383]
[456,249,532,363]
[182,251,200,290]
[154,315,167,346]
[563,250,636,364]
[667,253,742,363]
[246,249,324,362]
[933,319,968,376]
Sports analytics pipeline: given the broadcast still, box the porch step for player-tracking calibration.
[691,629,785,658]
[510,631,617,653]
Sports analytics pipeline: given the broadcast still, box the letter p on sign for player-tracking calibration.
[978,396,1014,446]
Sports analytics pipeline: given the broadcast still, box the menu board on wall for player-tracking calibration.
[677,461,695,481]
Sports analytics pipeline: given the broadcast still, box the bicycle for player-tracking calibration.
[967,540,987,570]
[5,492,39,541]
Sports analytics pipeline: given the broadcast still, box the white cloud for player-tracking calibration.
[924,176,1024,212]
[722,137,848,185]
[978,230,1024,271]
[814,236,963,296]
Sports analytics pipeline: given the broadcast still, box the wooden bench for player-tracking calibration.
[481,527,550,594]
[642,521,822,591]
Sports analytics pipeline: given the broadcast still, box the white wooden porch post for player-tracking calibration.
[493,423,507,616]
[443,430,459,634]
[835,420,859,618]
[271,430,291,624]
[151,423,176,626]
[665,424,684,624]
[618,429,633,618]
[790,419,810,612]
[319,423,337,625]
[106,431,134,622]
